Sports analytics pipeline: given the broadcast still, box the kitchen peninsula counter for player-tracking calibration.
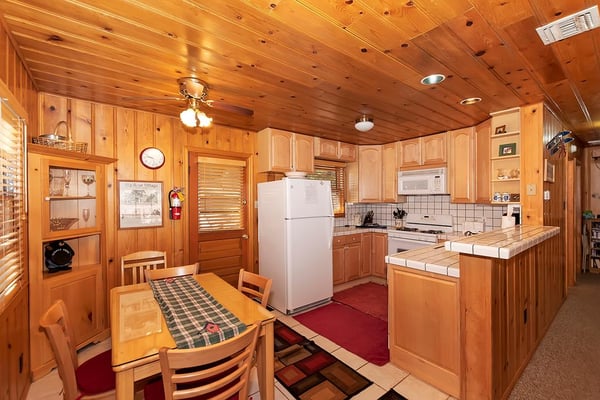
[386,225,564,400]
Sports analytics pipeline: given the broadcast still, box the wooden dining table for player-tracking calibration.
[110,272,275,400]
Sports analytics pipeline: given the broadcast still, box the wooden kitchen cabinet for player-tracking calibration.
[28,147,114,379]
[360,233,372,277]
[371,233,388,278]
[399,132,446,169]
[388,265,460,397]
[0,288,30,400]
[314,137,356,162]
[448,127,475,203]
[332,234,362,284]
[257,127,314,173]
[382,142,398,202]
[358,145,382,202]
[475,119,491,203]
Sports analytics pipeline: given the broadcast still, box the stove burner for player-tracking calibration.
[395,227,418,232]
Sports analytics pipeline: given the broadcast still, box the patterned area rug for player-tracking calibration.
[274,320,372,399]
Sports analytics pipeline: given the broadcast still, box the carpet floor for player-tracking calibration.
[508,272,600,399]
[274,320,372,399]
[293,302,390,366]
[333,282,388,322]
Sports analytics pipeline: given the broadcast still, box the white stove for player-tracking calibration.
[388,213,453,254]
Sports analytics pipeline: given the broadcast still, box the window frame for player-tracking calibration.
[0,98,26,314]
[307,160,346,217]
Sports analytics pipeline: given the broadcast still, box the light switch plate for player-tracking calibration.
[543,190,551,200]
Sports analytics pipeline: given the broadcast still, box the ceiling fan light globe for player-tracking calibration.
[180,108,198,127]
[196,111,213,127]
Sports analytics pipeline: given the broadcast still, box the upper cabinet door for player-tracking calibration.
[421,133,447,165]
[338,142,357,162]
[358,145,382,202]
[475,119,491,204]
[293,133,314,173]
[448,127,475,203]
[399,138,421,168]
[314,137,339,160]
[257,128,293,172]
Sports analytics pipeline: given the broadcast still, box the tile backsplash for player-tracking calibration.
[336,195,509,232]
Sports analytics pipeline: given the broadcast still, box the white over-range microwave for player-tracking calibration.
[397,167,448,195]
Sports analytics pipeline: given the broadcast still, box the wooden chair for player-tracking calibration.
[120,250,167,285]
[144,324,260,400]
[39,299,115,400]
[144,263,199,281]
[237,269,272,308]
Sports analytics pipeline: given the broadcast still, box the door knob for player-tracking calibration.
[242,234,249,239]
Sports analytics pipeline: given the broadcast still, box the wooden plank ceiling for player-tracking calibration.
[1,0,599,145]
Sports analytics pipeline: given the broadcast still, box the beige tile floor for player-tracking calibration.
[27,311,456,400]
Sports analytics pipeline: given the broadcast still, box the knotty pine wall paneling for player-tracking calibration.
[37,93,258,292]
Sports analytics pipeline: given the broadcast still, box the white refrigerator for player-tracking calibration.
[258,178,334,314]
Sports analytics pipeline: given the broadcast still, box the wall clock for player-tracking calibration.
[140,147,165,169]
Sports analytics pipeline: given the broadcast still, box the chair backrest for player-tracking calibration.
[237,269,272,308]
[120,250,167,285]
[39,300,80,400]
[144,263,199,281]
[158,324,259,400]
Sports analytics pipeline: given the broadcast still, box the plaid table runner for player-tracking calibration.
[149,275,246,348]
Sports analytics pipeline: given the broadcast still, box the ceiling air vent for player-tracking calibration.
[536,5,600,45]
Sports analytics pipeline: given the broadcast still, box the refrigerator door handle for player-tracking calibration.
[328,217,334,249]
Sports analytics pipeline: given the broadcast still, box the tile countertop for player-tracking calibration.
[444,225,559,260]
[334,226,391,235]
[385,244,460,278]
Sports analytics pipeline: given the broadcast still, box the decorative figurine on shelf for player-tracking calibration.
[393,207,407,228]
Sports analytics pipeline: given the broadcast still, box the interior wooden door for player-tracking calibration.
[189,154,250,286]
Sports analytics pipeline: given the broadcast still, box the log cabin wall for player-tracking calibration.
[37,93,258,291]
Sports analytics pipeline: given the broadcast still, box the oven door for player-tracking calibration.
[387,236,432,255]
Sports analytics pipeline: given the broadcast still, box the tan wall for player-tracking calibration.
[37,93,258,291]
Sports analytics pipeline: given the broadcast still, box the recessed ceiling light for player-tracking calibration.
[420,74,446,85]
[460,97,482,105]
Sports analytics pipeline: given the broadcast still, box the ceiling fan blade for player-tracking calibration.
[121,95,184,101]
[204,100,254,116]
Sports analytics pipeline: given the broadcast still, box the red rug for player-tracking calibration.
[294,302,389,366]
[333,282,388,322]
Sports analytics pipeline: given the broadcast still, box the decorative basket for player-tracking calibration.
[33,120,88,153]
[50,218,79,231]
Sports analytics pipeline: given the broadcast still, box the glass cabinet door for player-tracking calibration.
[43,161,101,238]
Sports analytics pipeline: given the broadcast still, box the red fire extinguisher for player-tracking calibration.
[169,190,182,220]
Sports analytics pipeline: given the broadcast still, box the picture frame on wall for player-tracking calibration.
[498,143,516,157]
[494,125,507,135]
[544,160,555,183]
[118,180,163,229]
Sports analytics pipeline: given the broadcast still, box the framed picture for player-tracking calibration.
[544,159,555,183]
[499,143,516,157]
[118,180,163,229]
[494,125,507,135]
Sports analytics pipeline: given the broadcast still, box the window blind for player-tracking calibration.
[0,99,25,312]
[307,161,346,216]
[196,156,246,232]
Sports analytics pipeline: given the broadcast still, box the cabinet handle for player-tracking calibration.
[88,312,93,322]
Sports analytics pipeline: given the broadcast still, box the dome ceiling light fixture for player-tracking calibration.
[459,97,482,105]
[420,74,446,85]
[355,115,374,132]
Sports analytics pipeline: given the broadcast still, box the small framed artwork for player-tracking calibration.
[544,159,555,183]
[499,143,516,157]
[494,125,507,135]
[118,180,163,229]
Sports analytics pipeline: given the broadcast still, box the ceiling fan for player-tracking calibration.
[126,77,254,127]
